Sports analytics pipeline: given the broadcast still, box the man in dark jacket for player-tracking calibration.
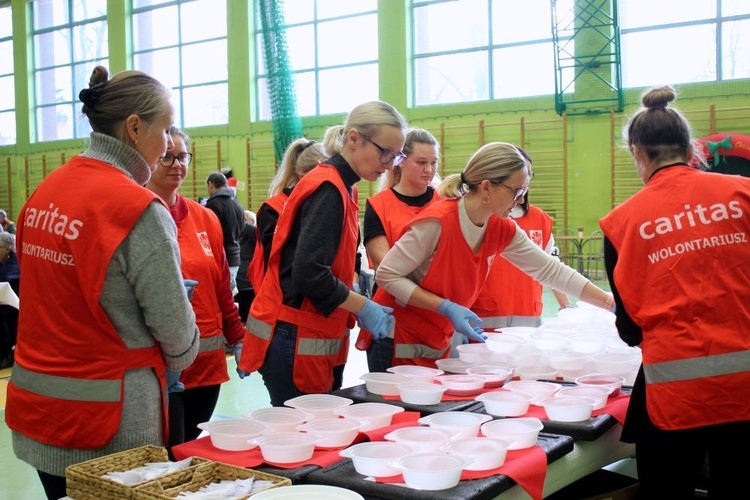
[205,171,245,293]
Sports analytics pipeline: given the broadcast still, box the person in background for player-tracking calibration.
[0,209,16,234]
[375,142,615,369]
[471,151,572,331]
[600,85,750,498]
[248,138,326,292]
[205,171,245,294]
[359,127,443,372]
[0,232,19,368]
[6,66,198,500]
[239,101,407,406]
[146,127,246,449]
[236,209,257,324]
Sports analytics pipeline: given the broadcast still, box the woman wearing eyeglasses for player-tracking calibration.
[375,142,614,369]
[239,101,407,406]
[358,128,443,372]
[145,127,246,448]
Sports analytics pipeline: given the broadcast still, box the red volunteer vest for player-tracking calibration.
[7,157,167,448]
[241,164,358,393]
[472,205,553,328]
[248,193,287,292]
[174,197,231,389]
[369,199,515,367]
[600,165,750,430]
[356,188,442,350]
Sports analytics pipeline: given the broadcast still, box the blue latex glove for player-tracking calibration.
[355,299,395,340]
[183,279,199,302]
[438,299,486,343]
[165,369,185,394]
[233,343,248,379]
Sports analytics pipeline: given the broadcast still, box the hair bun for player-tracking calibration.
[78,82,105,107]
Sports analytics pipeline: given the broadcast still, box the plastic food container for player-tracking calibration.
[359,372,410,396]
[567,334,607,354]
[196,418,265,451]
[296,418,361,449]
[386,365,444,383]
[434,374,486,396]
[455,343,494,364]
[475,391,532,417]
[485,333,526,354]
[480,417,544,450]
[591,351,640,375]
[514,363,559,382]
[284,394,353,419]
[390,453,471,490]
[336,402,405,431]
[556,385,610,410]
[545,351,589,371]
[339,442,414,477]
[249,432,318,463]
[465,365,514,388]
[440,436,512,471]
[541,396,596,422]
[575,373,625,396]
[384,426,457,453]
[243,407,311,433]
[504,380,562,404]
[418,411,492,439]
[397,382,447,405]
[530,331,569,351]
[251,485,365,500]
[435,357,475,374]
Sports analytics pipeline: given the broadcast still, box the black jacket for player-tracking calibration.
[205,187,244,267]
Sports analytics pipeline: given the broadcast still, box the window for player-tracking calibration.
[412,0,560,106]
[620,0,750,87]
[132,0,228,128]
[255,0,379,119]
[32,0,108,141]
[0,4,15,145]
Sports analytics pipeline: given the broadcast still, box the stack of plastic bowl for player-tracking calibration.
[249,432,319,463]
[339,442,414,477]
[384,426,457,452]
[465,365,514,388]
[574,373,625,396]
[283,394,353,419]
[504,380,562,404]
[440,437,512,471]
[485,333,526,355]
[515,363,558,381]
[335,402,405,431]
[435,357,475,374]
[359,372,410,396]
[386,365,443,383]
[434,374,486,396]
[556,385,610,410]
[480,417,544,450]
[243,407,311,433]
[418,411,493,439]
[196,419,265,451]
[455,343,494,364]
[296,418,362,449]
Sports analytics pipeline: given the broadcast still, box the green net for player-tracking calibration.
[257,0,303,163]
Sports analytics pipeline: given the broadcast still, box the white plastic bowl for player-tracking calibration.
[575,373,625,396]
[480,417,544,450]
[384,426,458,453]
[397,382,447,405]
[251,485,365,500]
[386,365,444,383]
[390,453,471,490]
[475,391,532,417]
[418,411,493,439]
[591,351,640,375]
[541,396,596,422]
[197,418,265,451]
[485,333,526,354]
[493,326,539,340]
[243,407,310,433]
[335,402,405,432]
[515,364,559,382]
[359,372,410,396]
[556,385,610,410]
[249,432,318,463]
[504,380,562,404]
[284,394,353,419]
[455,343,494,364]
[434,374,486,396]
[441,437,512,471]
[567,334,607,354]
[530,331,569,351]
[339,442,414,477]
[545,351,589,371]
[435,357,475,374]
[296,418,362,449]
[465,365,514,388]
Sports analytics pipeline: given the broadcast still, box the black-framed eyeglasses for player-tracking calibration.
[361,134,406,166]
[160,153,193,167]
[494,181,529,201]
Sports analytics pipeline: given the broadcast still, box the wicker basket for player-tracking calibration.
[65,445,209,500]
[132,461,292,499]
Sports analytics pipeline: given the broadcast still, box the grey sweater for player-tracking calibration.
[12,132,199,476]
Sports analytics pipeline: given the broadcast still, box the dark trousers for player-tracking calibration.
[234,288,255,324]
[366,337,394,373]
[168,384,221,449]
[38,470,66,500]
[259,321,346,407]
